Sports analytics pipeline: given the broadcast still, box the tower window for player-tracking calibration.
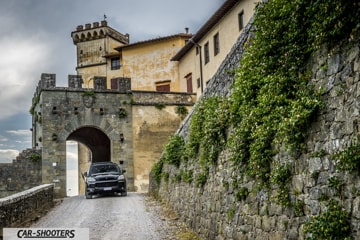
[111,57,120,70]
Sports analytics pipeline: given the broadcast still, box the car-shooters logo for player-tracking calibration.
[3,228,89,240]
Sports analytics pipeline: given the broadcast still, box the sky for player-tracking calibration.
[0,0,224,166]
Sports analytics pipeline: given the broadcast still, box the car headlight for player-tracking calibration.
[87,177,96,184]
[118,175,125,181]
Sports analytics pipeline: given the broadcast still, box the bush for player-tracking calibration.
[304,200,351,239]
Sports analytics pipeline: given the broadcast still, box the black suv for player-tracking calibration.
[83,162,127,199]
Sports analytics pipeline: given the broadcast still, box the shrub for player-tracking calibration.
[161,134,185,167]
[304,200,351,239]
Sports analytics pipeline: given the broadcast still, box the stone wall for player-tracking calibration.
[0,184,54,237]
[0,149,42,198]
[29,73,196,197]
[155,23,360,239]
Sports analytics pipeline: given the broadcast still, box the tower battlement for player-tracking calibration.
[71,20,129,45]
[32,73,131,100]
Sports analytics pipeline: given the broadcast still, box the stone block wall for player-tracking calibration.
[0,149,42,197]
[0,184,54,237]
[155,24,360,239]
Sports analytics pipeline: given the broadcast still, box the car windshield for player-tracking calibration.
[89,164,120,176]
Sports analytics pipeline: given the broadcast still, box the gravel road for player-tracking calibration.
[31,192,195,240]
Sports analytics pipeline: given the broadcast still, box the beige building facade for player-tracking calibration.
[172,0,257,98]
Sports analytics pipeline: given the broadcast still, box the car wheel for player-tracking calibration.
[85,187,92,199]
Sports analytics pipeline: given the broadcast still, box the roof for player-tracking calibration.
[115,33,192,51]
[171,0,239,61]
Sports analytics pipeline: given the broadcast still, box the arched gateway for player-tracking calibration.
[31,73,195,197]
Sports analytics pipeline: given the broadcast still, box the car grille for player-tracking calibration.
[95,181,118,188]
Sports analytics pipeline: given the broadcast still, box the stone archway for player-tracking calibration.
[67,127,111,195]
[67,127,110,162]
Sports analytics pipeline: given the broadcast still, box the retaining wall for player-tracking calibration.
[154,21,360,239]
[0,184,54,237]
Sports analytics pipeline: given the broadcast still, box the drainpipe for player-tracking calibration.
[190,39,203,93]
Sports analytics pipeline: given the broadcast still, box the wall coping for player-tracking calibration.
[0,184,53,206]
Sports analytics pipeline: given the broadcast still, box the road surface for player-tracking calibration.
[31,193,179,240]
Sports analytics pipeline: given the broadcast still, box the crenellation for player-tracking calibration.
[40,73,56,89]
[68,74,83,88]
[94,76,107,90]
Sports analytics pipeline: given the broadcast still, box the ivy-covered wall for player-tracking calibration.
[151,0,360,239]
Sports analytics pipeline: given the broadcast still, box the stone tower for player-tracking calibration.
[71,20,129,88]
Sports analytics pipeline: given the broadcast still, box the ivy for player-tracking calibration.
[151,157,164,186]
[304,200,351,240]
[332,139,360,172]
[187,96,230,166]
[227,0,360,188]
[270,163,292,206]
[175,105,188,120]
[161,134,185,167]
[29,152,41,163]
[82,90,95,97]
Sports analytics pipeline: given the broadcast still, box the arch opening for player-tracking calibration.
[67,127,111,196]
[67,126,110,162]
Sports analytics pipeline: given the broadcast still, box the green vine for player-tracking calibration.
[155,103,166,110]
[118,108,127,118]
[331,139,360,172]
[151,157,164,186]
[29,152,41,163]
[160,134,185,167]
[175,105,188,120]
[187,96,230,166]
[82,90,95,97]
[235,187,249,201]
[270,163,292,206]
[304,200,351,240]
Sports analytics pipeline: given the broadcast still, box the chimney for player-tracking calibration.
[185,27,189,34]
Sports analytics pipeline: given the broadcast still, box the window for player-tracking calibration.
[156,81,171,92]
[204,42,210,64]
[156,84,170,92]
[197,78,201,88]
[185,73,193,93]
[111,78,118,89]
[238,10,244,31]
[213,33,220,56]
[196,46,199,55]
[111,57,120,70]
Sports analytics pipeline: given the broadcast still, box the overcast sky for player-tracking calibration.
[0,0,224,163]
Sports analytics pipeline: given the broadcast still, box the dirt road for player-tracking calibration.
[31,193,195,240]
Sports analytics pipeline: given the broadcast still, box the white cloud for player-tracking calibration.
[0,35,51,121]
[7,129,32,136]
[0,135,8,142]
[0,149,19,163]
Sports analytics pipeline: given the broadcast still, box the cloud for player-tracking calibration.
[0,35,51,120]
[0,149,19,163]
[7,129,32,136]
[0,135,8,142]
